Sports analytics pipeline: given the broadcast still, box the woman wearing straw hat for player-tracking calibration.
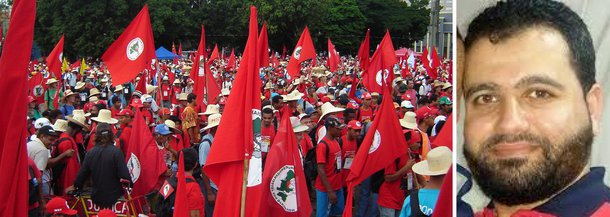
[59,90,79,117]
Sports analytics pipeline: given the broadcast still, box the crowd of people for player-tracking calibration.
[25,51,453,217]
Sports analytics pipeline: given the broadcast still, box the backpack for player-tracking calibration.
[155,176,196,217]
[303,137,342,183]
[28,164,40,205]
[409,189,431,217]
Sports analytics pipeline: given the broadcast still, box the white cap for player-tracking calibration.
[34,118,51,129]
[401,100,414,109]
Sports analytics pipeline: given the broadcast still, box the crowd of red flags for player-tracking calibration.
[0,0,36,216]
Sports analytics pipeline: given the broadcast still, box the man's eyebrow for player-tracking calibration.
[514,75,565,90]
[464,83,499,99]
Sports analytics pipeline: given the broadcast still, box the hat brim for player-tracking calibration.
[318,108,345,123]
[61,209,78,215]
[203,122,220,130]
[293,125,309,133]
[168,126,182,134]
[411,161,449,176]
[75,84,85,90]
[90,117,119,124]
[66,116,88,129]
[399,119,417,130]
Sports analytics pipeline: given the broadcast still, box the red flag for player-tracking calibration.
[178,43,183,56]
[281,45,287,60]
[421,47,432,76]
[204,59,221,105]
[260,107,312,217]
[29,72,43,97]
[362,30,397,93]
[258,22,269,68]
[192,25,206,106]
[46,34,64,79]
[286,27,316,78]
[102,4,155,86]
[343,85,408,217]
[226,48,236,70]
[172,42,179,65]
[135,74,147,94]
[429,47,441,80]
[270,52,279,68]
[0,0,35,216]
[357,29,370,71]
[208,44,219,65]
[432,166,453,217]
[327,38,340,73]
[203,6,263,217]
[70,59,81,70]
[173,151,189,217]
[126,110,167,196]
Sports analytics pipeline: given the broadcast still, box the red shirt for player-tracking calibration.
[358,106,374,123]
[110,107,121,119]
[261,124,276,152]
[315,137,343,191]
[299,136,314,155]
[56,132,81,195]
[161,84,171,101]
[141,108,154,126]
[186,175,205,215]
[118,124,132,155]
[341,135,357,184]
[172,86,182,104]
[377,154,408,209]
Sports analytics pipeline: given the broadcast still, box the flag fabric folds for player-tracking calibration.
[260,107,313,217]
[362,30,398,94]
[0,0,36,216]
[208,44,219,65]
[46,34,64,80]
[102,4,155,87]
[327,38,340,73]
[226,48,236,71]
[286,27,316,78]
[357,29,370,71]
[258,22,269,68]
[203,6,263,217]
[173,151,189,217]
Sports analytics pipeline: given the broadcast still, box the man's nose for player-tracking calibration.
[495,98,529,134]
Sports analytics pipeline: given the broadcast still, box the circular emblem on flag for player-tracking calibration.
[59,52,63,62]
[293,46,302,60]
[375,69,390,86]
[368,130,381,154]
[198,56,205,76]
[42,71,50,79]
[356,121,362,127]
[33,85,44,97]
[127,153,141,183]
[270,165,298,212]
[126,37,145,61]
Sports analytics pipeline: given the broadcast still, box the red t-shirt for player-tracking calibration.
[110,107,121,119]
[141,108,154,126]
[186,175,205,215]
[358,107,374,123]
[172,86,182,104]
[299,136,314,155]
[261,124,276,152]
[341,135,357,184]
[315,137,343,192]
[118,124,132,155]
[377,154,408,210]
[56,132,81,196]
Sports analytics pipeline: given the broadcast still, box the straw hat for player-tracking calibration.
[264,82,273,90]
[164,120,182,134]
[199,104,220,116]
[72,109,90,117]
[75,81,86,90]
[290,117,309,133]
[412,146,452,176]
[63,90,77,98]
[89,96,99,103]
[399,112,418,130]
[146,85,157,94]
[318,102,345,122]
[173,79,181,85]
[46,78,58,85]
[91,109,118,124]
[86,75,95,79]
[52,119,68,132]
[442,82,452,90]
[114,85,124,92]
[100,78,108,83]
[89,88,101,97]
[282,90,304,102]
[203,113,221,130]
[67,114,88,129]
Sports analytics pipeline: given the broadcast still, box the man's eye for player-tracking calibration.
[527,90,553,99]
[474,94,497,105]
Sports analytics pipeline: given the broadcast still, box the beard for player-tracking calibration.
[463,123,593,206]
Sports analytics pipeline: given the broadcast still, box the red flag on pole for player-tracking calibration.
[258,22,269,68]
[173,151,189,217]
[327,38,340,73]
[192,24,206,107]
[46,34,64,80]
[203,6,263,217]
[178,43,183,56]
[0,0,35,216]
[172,42,179,65]
[357,29,370,71]
[429,47,441,80]
[362,30,397,94]
[102,4,156,87]
[260,107,313,217]
[70,59,81,70]
[126,110,167,196]
[208,44,219,65]
[226,48,236,71]
[270,52,279,68]
[287,27,316,78]
[205,59,221,105]
[421,47,432,76]
[281,45,287,60]
[343,85,408,217]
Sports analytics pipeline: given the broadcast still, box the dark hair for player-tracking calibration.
[111,96,121,104]
[187,93,197,103]
[94,103,107,111]
[179,148,199,171]
[67,121,83,131]
[95,123,115,146]
[48,110,62,120]
[343,108,356,116]
[262,107,274,115]
[272,95,283,104]
[465,0,595,93]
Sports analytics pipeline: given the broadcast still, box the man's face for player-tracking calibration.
[347,128,360,139]
[463,28,597,206]
[287,101,297,109]
[155,134,170,145]
[362,98,371,106]
[90,106,99,117]
[143,102,151,108]
[113,102,121,109]
[300,117,314,131]
[118,116,132,125]
[273,101,284,110]
[344,112,356,124]
[262,113,273,127]
[40,134,58,147]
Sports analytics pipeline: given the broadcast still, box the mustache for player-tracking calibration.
[482,132,551,150]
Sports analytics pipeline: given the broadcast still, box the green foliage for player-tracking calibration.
[34,0,430,59]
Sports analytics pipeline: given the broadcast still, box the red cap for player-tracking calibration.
[347,120,363,130]
[116,109,134,117]
[130,98,143,108]
[46,197,77,215]
[158,107,170,116]
[405,129,422,145]
[347,101,359,109]
[362,92,372,100]
[218,97,227,105]
[28,95,36,103]
[94,209,118,217]
[321,96,331,103]
[415,107,436,123]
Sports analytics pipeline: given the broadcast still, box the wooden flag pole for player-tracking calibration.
[240,157,250,217]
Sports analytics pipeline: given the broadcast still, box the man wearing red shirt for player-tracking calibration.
[50,119,82,196]
[172,79,183,105]
[160,78,172,108]
[341,120,361,183]
[315,117,345,217]
[358,92,375,123]
[261,107,276,155]
[116,109,134,155]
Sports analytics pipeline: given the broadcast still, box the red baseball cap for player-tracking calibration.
[116,109,134,117]
[130,98,143,108]
[362,92,372,100]
[415,107,436,123]
[158,107,170,116]
[46,197,77,215]
[93,209,118,217]
[347,120,363,130]
[28,95,36,103]
[321,96,331,103]
[347,101,359,109]
[404,129,422,145]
